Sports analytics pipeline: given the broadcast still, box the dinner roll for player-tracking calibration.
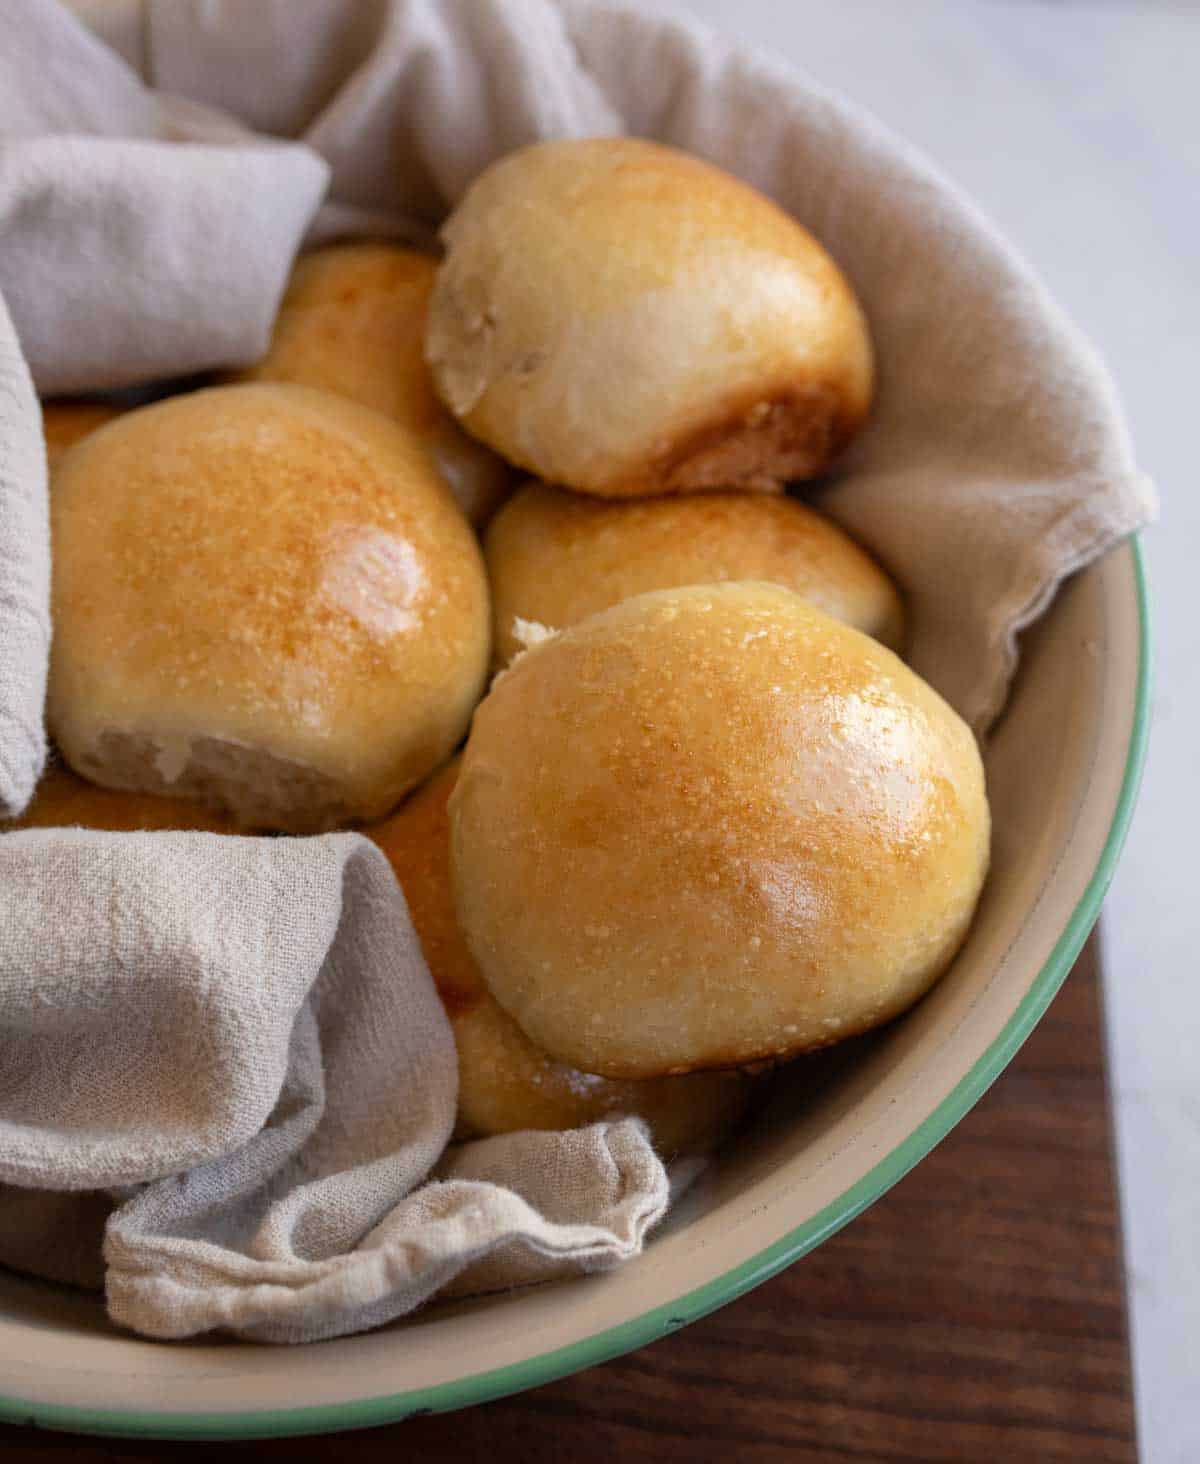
[452,584,989,1078]
[42,402,122,470]
[48,383,490,833]
[233,244,511,526]
[9,760,235,834]
[369,758,751,1155]
[486,483,904,666]
[427,137,874,499]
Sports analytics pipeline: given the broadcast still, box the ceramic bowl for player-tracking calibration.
[0,534,1147,1438]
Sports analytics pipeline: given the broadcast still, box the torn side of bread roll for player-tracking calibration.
[427,137,874,499]
[48,383,491,833]
[6,759,236,834]
[369,758,754,1156]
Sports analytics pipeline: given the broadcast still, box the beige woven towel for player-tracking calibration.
[0,828,669,1341]
[0,0,1155,1343]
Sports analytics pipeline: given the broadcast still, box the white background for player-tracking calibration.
[664,1,1196,1457]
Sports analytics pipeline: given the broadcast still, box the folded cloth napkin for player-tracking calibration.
[0,0,1156,1342]
[0,828,668,1341]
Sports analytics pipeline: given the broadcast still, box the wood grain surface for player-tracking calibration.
[0,933,1134,1463]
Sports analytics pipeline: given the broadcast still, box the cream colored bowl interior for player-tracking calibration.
[0,538,1144,1434]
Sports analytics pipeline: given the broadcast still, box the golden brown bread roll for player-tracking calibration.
[369,759,751,1155]
[452,583,990,1079]
[48,383,490,833]
[427,137,874,499]
[486,482,904,666]
[42,402,122,470]
[232,244,512,526]
[8,760,235,834]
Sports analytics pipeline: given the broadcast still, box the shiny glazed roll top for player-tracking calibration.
[450,583,990,1079]
[48,383,490,833]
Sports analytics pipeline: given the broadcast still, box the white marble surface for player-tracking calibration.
[664,0,1196,1456]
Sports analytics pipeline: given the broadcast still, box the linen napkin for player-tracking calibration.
[0,0,1155,1343]
[0,292,47,819]
[0,828,668,1341]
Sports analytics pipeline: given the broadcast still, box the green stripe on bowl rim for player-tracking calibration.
[0,539,1152,1441]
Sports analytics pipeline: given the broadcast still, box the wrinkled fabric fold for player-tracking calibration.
[0,829,669,1339]
[106,1122,668,1343]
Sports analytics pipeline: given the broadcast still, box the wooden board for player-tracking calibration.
[0,934,1134,1462]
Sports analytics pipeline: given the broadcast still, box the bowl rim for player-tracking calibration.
[0,541,1151,1441]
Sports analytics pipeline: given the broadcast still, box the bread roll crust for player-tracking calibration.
[370,759,751,1154]
[48,383,490,832]
[42,401,122,470]
[427,138,874,498]
[485,482,904,666]
[234,243,511,525]
[452,583,990,1078]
